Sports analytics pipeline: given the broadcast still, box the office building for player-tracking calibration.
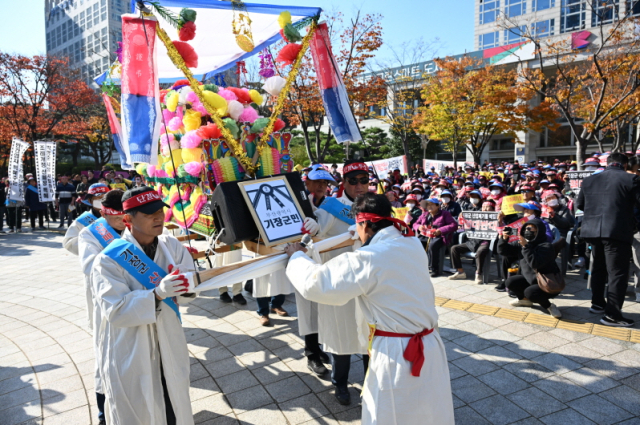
[45,0,128,84]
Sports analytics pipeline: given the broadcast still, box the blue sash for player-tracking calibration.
[103,238,181,321]
[27,185,38,194]
[76,211,97,228]
[87,218,121,249]
[319,197,354,225]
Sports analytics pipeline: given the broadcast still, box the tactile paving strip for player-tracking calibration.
[436,296,638,342]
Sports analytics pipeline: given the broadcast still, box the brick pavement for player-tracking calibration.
[1,230,640,424]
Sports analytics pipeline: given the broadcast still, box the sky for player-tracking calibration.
[0,0,476,66]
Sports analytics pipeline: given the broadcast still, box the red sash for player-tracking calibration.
[374,328,434,377]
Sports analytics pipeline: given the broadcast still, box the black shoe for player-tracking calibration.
[233,294,247,305]
[335,386,351,405]
[220,292,232,303]
[98,420,106,425]
[600,315,635,327]
[430,271,440,278]
[495,282,506,292]
[318,351,330,364]
[589,304,605,314]
[307,358,328,376]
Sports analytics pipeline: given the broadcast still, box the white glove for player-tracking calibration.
[155,266,190,299]
[348,224,360,240]
[302,217,320,236]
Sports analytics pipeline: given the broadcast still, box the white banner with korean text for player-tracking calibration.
[7,138,30,201]
[34,140,57,203]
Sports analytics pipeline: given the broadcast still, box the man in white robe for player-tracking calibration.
[62,183,110,255]
[92,187,197,425]
[311,160,370,405]
[77,189,126,425]
[285,192,454,425]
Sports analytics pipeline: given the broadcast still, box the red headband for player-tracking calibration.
[343,162,368,175]
[123,191,163,210]
[356,213,415,237]
[101,206,124,216]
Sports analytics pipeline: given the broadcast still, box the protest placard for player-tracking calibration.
[501,194,524,215]
[459,211,499,240]
[566,170,594,196]
[393,206,409,219]
[497,217,529,242]
[7,138,30,202]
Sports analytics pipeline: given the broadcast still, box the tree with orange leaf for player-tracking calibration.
[0,53,96,172]
[500,2,640,167]
[276,11,387,163]
[413,56,558,168]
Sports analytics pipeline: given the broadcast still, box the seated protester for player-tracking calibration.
[488,181,506,210]
[449,195,496,284]
[413,198,457,277]
[459,189,482,211]
[385,191,403,208]
[440,190,461,219]
[410,184,425,202]
[305,165,337,209]
[498,219,563,318]
[403,194,423,227]
[391,184,402,200]
[498,184,537,227]
[546,169,565,190]
[514,201,554,242]
[536,179,551,199]
[541,190,575,237]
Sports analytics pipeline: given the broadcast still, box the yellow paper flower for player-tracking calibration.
[202,90,228,116]
[166,90,179,112]
[181,147,202,163]
[249,89,264,106]
[183,109,202,132]
[278,11,291,29]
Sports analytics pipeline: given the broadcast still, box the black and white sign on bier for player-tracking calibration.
[7,138,30,202]
[34,140,57,203]
[238,176,307,247]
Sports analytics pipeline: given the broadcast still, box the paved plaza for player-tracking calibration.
[1,230,640,424]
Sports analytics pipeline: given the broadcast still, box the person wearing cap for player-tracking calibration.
[577,152,640,327]
[24,178,47,231]
[583,158,600,171]
[488,181,506,209]
[403,194,422,227]
[77,189,126,425]
[284,193,454,425]
[62,183,110,256]
[541,190,574,237]
[91,187,197,424]
[440,189,461,219]
[498,219,563,318]
[305,159,370,405]
[392,168,404,185]
[450,194,496,283]
[413,198,457,277]
[460,189,483,211]
[305,165,336,208]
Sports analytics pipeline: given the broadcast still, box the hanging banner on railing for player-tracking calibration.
[7,138,30,201]
[309,22,362,145]
[34,141,57,203]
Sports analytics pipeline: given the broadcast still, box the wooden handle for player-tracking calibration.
[195,238,356,282]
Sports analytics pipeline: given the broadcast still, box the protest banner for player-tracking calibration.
[7,138,30,201]
[323,155,408,178]
[459,211,499,240]
[501,194,524,215]
[566,170,594,196]
[34,141,57,203]
[497,216,529,243]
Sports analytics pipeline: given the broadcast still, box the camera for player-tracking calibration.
[503,226,514,236]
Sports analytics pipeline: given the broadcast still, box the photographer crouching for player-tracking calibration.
[497,219,563,318]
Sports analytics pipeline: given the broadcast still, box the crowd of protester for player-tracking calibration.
[0,168,147,234]
[303,152,640,327]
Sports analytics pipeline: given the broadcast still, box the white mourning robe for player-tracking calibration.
[62,211,98,255]
[286,226,454,425]
[313,194,366,354]
[92,230,196,425]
